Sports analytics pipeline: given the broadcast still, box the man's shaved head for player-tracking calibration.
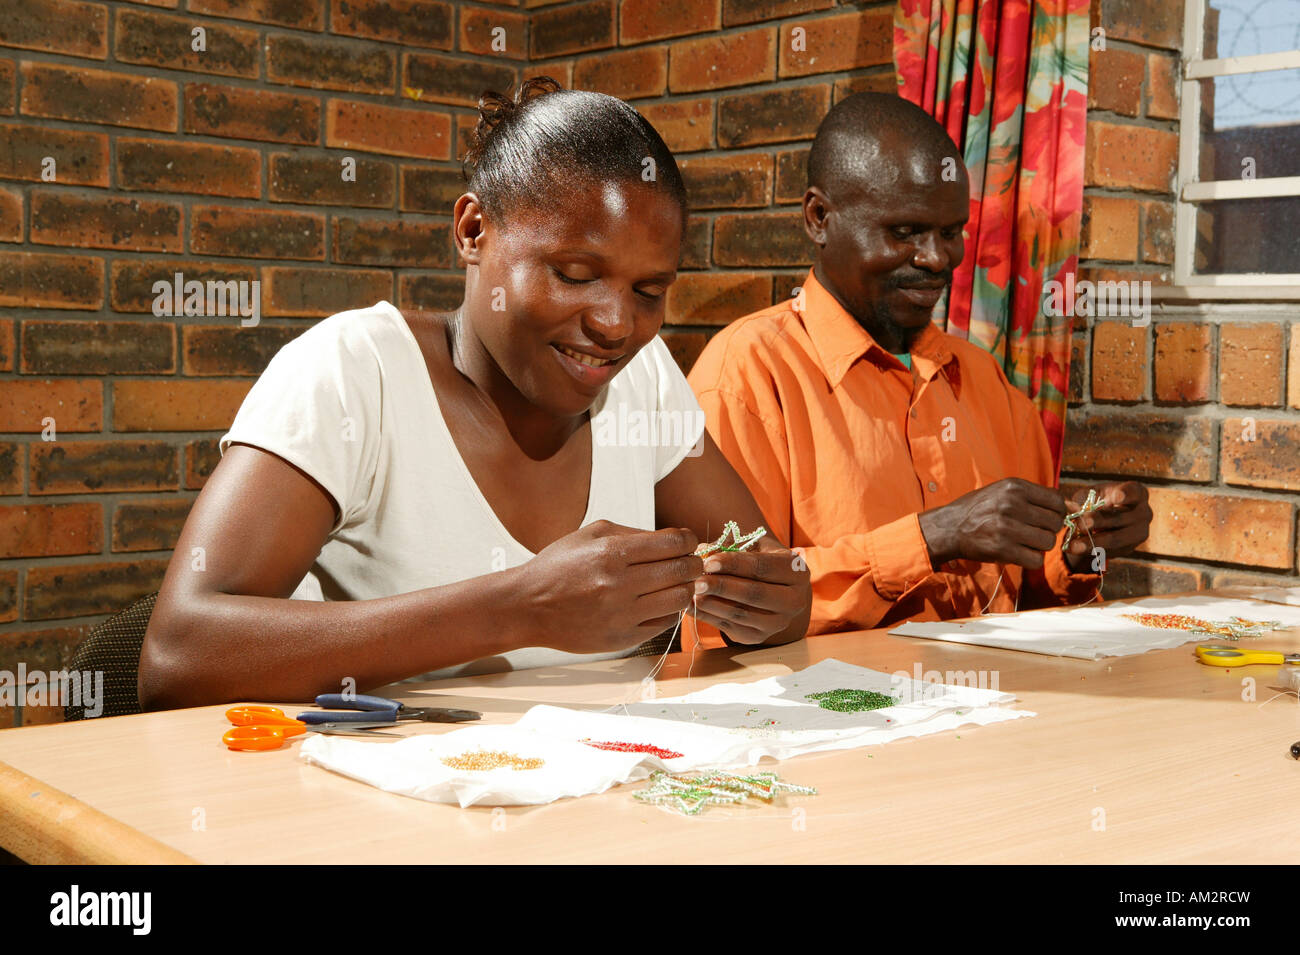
[801,92,970,352]
[808,92,963,200]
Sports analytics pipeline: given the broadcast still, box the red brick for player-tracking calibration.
[267,34,395,95]
[718,84,829,147]
[269,152,396,208]
[1087,45,1143,116]
[0,623,93,674]
[325,100,451,160]
[0,442,20,495]
[670,28,775,93]
[399,166,466,214]
[460,7,527,60]
[0,0,108,59]
[1103,558,1203,599]
[0,185,21,242]
[621,0,720,43]
[1141,199,1174,264]
[1220,322,1284,407]
[332,0,452,49]
[184,83,319,146]
[0,251,103,310]
[1085,121,1177,192]
[1221,417,1300,492]
[0,570,18,625]
[1097,0,1182,51]
[0,503,102,558]
[531,0,614,58]
[25,560,168,621]
[660,330,709,376]
[1090,321,1146,401]
[20,62,177,132]
[638,98,714,153]
[191,205,324,260]
[665,272,771,325]
[0,379,101,432]
[573,47,667,100]
[679,216,710,269]
[111,497,193,552]
[522,60,572,89]
[1207,569,1300,591]
[112,380,252,431]
[1062,409,1212,481]
[724,0,833,27]
[188,0,324,30]
[1139,486,1294,570]
[714,211,812,267]
[779,9,892,77]
[1147,52,1178,119]
[0,59,13,115]
[0,122,109,187]
[775,147,808,204]
[184,437,220,489]
[397,273,462,312]
[1290,332,1300,409]
[30,440,178,494]
[21,320,174,375]
[109,258,258,313]
[30,192,182,253]
[0,318,12,371]
[678,153,772,209]
[182,325,303,377]
[333,215,452,268]
[402,53,517,108]
[833,72,898,101]
[1154,322,1212,403]
[1069,329,1087,404]
[117,138,260,199]
[1080,195,1139,260]
[261,266,392,317]
[114,8,258,77]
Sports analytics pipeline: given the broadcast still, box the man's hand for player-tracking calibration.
[918,477,1067,570]
[689,538,811,645]
[1063,481,1153,573]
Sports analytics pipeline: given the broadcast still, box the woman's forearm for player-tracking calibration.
[138,567,529,710]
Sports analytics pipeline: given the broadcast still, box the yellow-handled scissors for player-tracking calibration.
[1195,644,1300,667]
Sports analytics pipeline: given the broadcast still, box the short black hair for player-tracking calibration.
[462,76,687,223]
[807,91,963,197]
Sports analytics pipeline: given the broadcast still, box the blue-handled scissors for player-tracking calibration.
[296,693,481,725]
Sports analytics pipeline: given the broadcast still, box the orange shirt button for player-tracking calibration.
[927,481,938,492]
[910,409,917,418]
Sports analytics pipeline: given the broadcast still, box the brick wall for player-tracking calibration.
[4,0,1293,726]
[1068,0,1300,599]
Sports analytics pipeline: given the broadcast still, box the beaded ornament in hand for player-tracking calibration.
[695,521,767,558]
[1062,488,1107,551]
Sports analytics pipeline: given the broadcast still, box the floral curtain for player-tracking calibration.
[893,0,1090,473]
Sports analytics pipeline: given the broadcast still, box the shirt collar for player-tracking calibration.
[792,268,959,390]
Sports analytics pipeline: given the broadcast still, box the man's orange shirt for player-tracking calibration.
[686,268,1097,647]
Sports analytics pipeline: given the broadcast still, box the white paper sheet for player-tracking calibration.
[889,595,1300,660]
[301,659,1034,807]
[1224,586,1300,608]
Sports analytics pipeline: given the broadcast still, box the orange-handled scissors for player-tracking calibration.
[223,705,400,751]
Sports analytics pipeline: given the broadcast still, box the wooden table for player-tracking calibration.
[2,595,1298,864]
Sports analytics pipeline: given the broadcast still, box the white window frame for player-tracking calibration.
[1161,0,1300,299]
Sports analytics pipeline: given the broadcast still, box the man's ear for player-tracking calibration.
[802,186,831,247]
[453,192,487,266]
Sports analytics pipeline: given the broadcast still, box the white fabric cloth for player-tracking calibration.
[219,300,705,679]
[300,659,1033,807]
[890,595,1300,660]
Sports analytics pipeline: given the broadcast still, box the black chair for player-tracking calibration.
[63,591,158,721]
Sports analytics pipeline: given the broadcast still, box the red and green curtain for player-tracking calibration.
[894,0,1090,473]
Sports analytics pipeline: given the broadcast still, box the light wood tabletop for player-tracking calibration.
[2,592,1298,864]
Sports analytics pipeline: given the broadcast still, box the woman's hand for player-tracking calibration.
[513,520,704,655]
[690,538,811,645]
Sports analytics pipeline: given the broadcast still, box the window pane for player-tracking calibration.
[1197,69,1300,179]
[1205,0,1300,58]
[1192,197,1300,273]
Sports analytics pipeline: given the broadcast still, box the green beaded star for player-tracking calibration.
[634,770,816,816]
[1062,488,1107,550]
[805,688,899,712]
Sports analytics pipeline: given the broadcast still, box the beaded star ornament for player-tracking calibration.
[695,520,767,558]
[634,769,816,816]
[1062,488,1107,551]
[1122,612,1286,641]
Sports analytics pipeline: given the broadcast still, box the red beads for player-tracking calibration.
[581,739,684,759]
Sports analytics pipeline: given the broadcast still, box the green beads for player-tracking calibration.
[805,688,899,712]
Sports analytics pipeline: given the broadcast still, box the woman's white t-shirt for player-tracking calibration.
[218,301,706,679]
